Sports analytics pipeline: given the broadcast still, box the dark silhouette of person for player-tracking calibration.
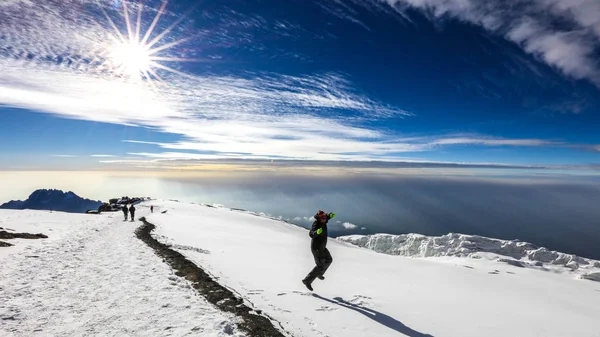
[129,204,136,221]
[150,205,154,213]
[302,210,336,291]
[122,204,129,220]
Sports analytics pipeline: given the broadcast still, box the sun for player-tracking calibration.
[110,41,151,77]
[100,0,199,83]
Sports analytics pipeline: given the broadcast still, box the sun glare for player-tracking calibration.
[110,41,151,78]
[100,0,199,84]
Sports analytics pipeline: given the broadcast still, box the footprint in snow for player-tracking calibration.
[293,290,313,296]
[268,304,292,313]
[316,306,338,312]
[170,244,210,254]
[338,295,374,307]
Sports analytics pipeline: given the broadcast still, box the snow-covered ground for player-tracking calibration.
[336,233,600,280]
[149,200,600,337]
[0,210,92,259]
[2,201,600,337]
[0,208,245,337]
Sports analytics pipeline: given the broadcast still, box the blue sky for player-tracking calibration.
[1,0,599,169]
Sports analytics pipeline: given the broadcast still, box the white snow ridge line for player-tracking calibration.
[337,232,600,279]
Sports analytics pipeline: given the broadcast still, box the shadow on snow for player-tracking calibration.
[312,294,434,337]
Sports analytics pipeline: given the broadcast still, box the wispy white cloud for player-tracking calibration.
[428,136,559,147]
[90,154,115,157]
[423,134,600,152]
[98,156,544,171]
[113,133,599,167]
[317,0,374,31]
[99,159,154,165]
[587,145,600,153]
[0,0,414,163]
[344,0,600,86]
[1,0,597,167]
[0,57,416,161]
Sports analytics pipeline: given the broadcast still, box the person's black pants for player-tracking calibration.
[304,248,333,283]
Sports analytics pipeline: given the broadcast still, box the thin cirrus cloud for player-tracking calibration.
[427,135,600,152]
[52,154,77,158]
[0,0,415,163]
[0,59,417,161]
[1,0,597,166]
[346,0,600,86]
[114,134,597,166]
[428,137,559,147]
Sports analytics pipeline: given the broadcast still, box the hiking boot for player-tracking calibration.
[302,279,313,291]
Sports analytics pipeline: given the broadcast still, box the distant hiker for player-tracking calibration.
[150,205,154,213]
[122,204,129,220]
[129,204,136,221]
[302,210,335,291]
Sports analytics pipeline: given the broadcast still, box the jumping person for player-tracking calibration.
[129,204,136,221]
[122,204,129,221]
[302,210,335,291]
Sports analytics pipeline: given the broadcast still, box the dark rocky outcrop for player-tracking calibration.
[0,189,102,214]
[0,231,48,239]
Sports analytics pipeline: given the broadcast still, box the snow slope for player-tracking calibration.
[336,233,600,278]
[0,209,246,337]
[148,200,600,337]
[0,210,92,259]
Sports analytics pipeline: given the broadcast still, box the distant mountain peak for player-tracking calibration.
[1,189,102,213]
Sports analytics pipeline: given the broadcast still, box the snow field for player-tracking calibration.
[149,200,600,337]
[0,209,246,337]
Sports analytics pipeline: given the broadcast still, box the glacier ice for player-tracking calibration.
[337,232,600,277]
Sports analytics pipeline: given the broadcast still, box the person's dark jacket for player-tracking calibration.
[309,213,332,251]
[122,206,128,214]
[129,205,136,214]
